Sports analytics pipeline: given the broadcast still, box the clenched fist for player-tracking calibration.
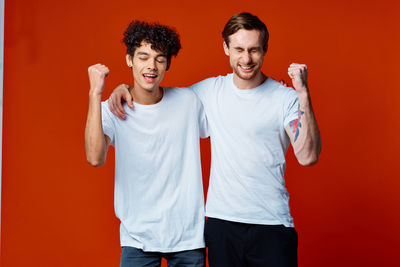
[288,63,308,93]
[88,64,110,95]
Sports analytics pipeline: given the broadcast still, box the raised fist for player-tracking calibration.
[88,63,110,95]
[288,63,308,93]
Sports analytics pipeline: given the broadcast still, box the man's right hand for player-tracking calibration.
[108,84,133,120]
[88,64,109,96]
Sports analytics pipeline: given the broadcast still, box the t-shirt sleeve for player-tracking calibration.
[101,101,115,146]
[283,88,300,127]
[198,101,209,138]
[190,77,214,105]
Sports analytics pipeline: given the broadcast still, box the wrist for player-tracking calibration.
[297,89,310,99]
[89,91,103,101]
[89,88,103,97]
[297,90,312,110]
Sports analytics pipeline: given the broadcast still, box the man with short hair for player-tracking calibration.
[85,21,207,267]
[108,13,321,267]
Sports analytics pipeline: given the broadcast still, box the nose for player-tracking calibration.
[147,59,157,71]
[241,52,252,65]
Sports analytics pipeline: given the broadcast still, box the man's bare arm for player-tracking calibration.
[285,63,321,166]
[108,84,133,120]
[85,64,111,166]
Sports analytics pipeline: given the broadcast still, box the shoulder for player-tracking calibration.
[190,74,231,102]
[101,100,112,114]
[191,73,231,90]
[101,100,109,109]
[263,77,297,99]
[165,86,196,98]
[164,86,201,105]
[101,100,116,125]
[102,100,132,114]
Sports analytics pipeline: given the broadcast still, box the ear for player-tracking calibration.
[223,41,230,56]
[126,54,133,68]
[263,44,268,56]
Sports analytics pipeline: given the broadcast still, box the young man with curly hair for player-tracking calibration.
[108,13,321,267]
[85,21,207,267]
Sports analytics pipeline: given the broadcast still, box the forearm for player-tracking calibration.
[291,91,321,166]
[85,93,108,166]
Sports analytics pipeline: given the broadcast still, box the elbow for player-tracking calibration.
[299,156,318,166]
[85,144,106,167]
[86,155,105,167]
[297,142,321,166]
[297,153,319,166]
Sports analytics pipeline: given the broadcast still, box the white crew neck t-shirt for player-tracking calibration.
[101,87,208,252]
[191,74,299,227]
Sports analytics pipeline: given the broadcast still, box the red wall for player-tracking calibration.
[2,0,400,266]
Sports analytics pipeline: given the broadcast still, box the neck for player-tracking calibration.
[233,71,267,90]
[130,86,163,105]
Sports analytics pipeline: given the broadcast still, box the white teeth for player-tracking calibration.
[143,74,157,77]
[241,66,252,70]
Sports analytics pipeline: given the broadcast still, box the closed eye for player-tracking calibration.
[250,47,262,53]
[156,58,167,63]
[156,55,167,63]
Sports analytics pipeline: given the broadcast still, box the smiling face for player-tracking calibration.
[224,29,266,83]
[126,41,168,93]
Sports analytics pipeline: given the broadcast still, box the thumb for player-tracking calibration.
[288,72,296,80]
[125,92,134,109]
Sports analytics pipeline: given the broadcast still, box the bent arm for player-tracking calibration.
[85,64,111,167]
[285,63,321,166]
[85,93,111,167]
[108,84,133,119]
[285,91,321,166]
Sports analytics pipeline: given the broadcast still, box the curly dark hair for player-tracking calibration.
[123,20,181,70]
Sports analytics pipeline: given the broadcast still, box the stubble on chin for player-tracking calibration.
[233,67,258,81]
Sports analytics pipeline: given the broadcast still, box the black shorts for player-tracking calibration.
[205,217,298,267]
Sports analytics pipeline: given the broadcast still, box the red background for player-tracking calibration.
[2,0,400,266]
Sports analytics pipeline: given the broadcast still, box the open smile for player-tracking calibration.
[239,64,255,72]
[143,73,158,82]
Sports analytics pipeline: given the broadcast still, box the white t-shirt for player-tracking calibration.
[191,74,299,227]
[101,87,208,252]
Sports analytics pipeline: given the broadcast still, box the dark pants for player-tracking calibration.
[205,217,298,267]
[120,246,205,267]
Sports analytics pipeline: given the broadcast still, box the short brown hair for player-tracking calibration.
[222,12,269,52]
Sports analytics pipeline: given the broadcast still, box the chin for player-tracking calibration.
[233,65,261,80]
[235,69,258,80]
[139,82,159,92]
